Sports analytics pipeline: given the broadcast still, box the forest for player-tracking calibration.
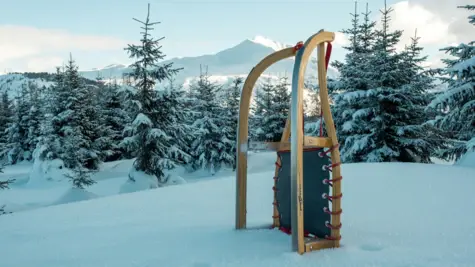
[0,3,473,194]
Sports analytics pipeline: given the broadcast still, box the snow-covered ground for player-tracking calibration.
[0,152,474,267]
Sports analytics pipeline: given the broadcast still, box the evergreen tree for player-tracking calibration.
[333,1,437,163]
[37,57,99,188]
[189,69,232,174]
[26,82,44,160]
[5,84,30,163]
[392,30,447,162]
[250,78,275,141]
[0,164,14,215]
[62,55,102,171]
[6,82,45,163]
[330,2,377,162]
[0,91,12,160]
[427,5,475,160]
[121,3,184,183]
[37,67,66,162]
[222,77,243,170]
[157,78,193,166]
[0,164,14,190]
[267,76,290,142]
[98,80,130,161]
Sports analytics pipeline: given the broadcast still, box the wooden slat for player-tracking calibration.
[264,136,332,151]
[235,47,297,230]
[317,42,342,248]
[290,30,336,255]
[305,238,336,252]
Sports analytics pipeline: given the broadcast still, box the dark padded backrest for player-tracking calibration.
[275,149,331,238]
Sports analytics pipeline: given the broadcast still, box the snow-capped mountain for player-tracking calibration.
[79,35,339,85]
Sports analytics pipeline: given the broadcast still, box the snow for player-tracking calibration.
[1,152,475,266]
[52,187,97,205]
[456,149,475,168]
[449,55,475,75]
[0,73,55,98]
[249,35,290,51]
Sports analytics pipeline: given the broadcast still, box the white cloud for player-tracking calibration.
[381,0,475,48]
[371,0,474,66]
[334,32,349,47]
[0,25,129,72]
[26,57,65,73]
[390,1,458,48]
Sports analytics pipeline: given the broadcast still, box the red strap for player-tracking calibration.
[325,42,332,70]
[293,41,304,51]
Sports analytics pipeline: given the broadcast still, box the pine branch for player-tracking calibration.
[0,179,15,190]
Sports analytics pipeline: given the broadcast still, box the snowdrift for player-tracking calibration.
[456,149,475,168]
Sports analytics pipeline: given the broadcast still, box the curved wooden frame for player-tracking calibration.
[235,30,342,255]
[290,30,341,254]
[235,47,297,230]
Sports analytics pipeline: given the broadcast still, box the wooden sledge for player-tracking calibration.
[235,30,342,255]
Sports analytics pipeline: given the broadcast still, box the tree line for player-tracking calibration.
[0,2,473,192]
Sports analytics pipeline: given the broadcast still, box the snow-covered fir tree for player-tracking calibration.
[4,82,44,164]
[121,3,185,184]
[5,84,30,163]
[330,2,376,162]
[62,55,102,171]
[26,82,44,161]
[427,5,475,160]
[250,78,275,141]
[98,80,130,161]
[222,77,243,170]
[37,56,100,188]
[157,78,194,166]
[332,1,439,163]
[0,91,12,160]
[0,164,13,190]
[0,164,14,215]
[37,67,66,162]
[392,30,448,162]
[188,68,233,174]
[267,76,291,141]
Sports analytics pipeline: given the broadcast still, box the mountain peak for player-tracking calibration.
[248,35,290,51]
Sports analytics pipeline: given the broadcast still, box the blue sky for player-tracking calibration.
[0,0,471,72]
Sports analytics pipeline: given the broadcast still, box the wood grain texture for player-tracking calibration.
[317,42,342,247]
[236,47,297,230]
[290,30,336,254]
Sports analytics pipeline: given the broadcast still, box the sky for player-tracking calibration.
[0,0,473,73]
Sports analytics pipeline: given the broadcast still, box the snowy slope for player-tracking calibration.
[0,72,103,99]
[80,35,339,85]
[0,73,55,98]
[456,149,475,168]
[0,152,474,267]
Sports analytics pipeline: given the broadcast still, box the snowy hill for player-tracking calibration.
[0,152,474,266]
[0,73,54,98]
[0,72,103,99]
[80,35,339,85]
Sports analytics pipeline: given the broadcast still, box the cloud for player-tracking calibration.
[382,1,474,48]
[389,1,458,47]
[26,57,65,73]
[369,0,474,66]
[0,25,129,72]
[334,32,350,47]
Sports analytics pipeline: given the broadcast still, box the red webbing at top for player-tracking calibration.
[325,42,332,70]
